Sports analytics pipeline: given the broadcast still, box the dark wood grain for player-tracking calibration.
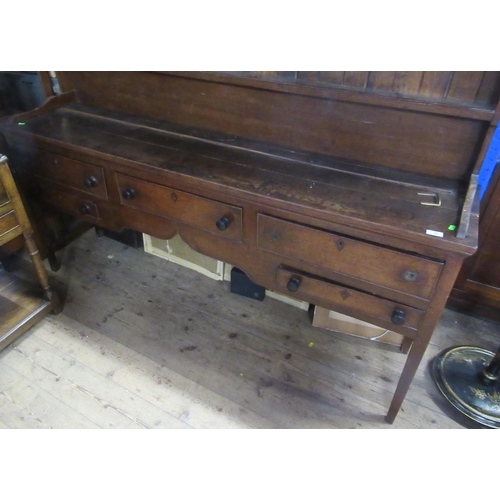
[475,71,500,106]
[319,72,344,85]
[392,72,424,95]
[447,72,485,102]
[343,72,369,89]
[296,71,319,84]
[367,72,396,92]
[419,72,452,99]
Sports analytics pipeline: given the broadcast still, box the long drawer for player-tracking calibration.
[258,214,443,300]
[116,173,243,241]
[276,266,424,334]
[34,149,108,200]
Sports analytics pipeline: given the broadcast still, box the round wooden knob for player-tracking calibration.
[216,216,230,231]
[84,176,98,188]
[79,204,90,215]
[391,309,406,325]
[287,276,301,292]
[122,188,136,200]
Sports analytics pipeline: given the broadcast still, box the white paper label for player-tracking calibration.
[425,229,444,238]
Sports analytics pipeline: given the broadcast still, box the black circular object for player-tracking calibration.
[432,345,500,428]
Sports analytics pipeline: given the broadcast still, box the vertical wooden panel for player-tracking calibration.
[474,72,500,106]
[366,72,396,92]
[296,72,320,84]
[447,71,485,102]
[419,72,452,99]
[343,71,369,89]
[318,72,345,85]
[392,72,424,95]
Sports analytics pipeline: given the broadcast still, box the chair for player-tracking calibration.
[0,154,61,351]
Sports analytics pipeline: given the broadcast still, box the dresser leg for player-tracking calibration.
[385,256,465,424]
[46,245,61,272]
[385,335,430,423]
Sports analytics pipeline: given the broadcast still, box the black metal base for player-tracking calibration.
[230,267,266,301]
[433,346,500,428]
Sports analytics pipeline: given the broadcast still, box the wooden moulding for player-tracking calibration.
[456,174,480,239]
[5,91,75,125]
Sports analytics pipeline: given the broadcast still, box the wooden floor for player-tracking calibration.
[1,229,498,429]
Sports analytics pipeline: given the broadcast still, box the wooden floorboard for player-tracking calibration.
[1,230,498,429]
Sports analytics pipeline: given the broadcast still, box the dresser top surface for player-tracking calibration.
[1,102,478,255]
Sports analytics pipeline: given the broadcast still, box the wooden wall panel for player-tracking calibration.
[392,72,423,95]
[319,72,344,85]
[475,71,500,106]
[296,71,319,83]
[217,71,500,108]
[343,72,368,88]
[418,72,452,99]
[446,72,485,102]
[366,72,396,92]
[58,71,486,180]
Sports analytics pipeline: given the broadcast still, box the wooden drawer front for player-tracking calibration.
[0,209,18,237]
[258,214,442,300]
[276,266,424,333]
[40,184,100,222]
[116,173,243,240]
[35,150,107,200]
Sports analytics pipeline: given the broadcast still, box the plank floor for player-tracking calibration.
[1,229,499,429]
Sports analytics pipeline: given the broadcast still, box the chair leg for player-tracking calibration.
[25,234,62,314]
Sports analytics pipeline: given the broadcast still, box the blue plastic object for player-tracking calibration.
[478,123,500,200]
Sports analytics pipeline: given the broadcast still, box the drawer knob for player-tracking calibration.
[122,188,136,200]
[286,276,302,292]
[391,309,406,325]
[216,216,231,231]
[84,176,98,188]
[79,204,91,215]
[404,270,419,282]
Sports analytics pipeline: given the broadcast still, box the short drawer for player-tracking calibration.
[0,209,19,237]
[35,150,108,200]
[116,173,243,240]
[258,214,443,300]
[276,266,424,333]
[40,183,100,222]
